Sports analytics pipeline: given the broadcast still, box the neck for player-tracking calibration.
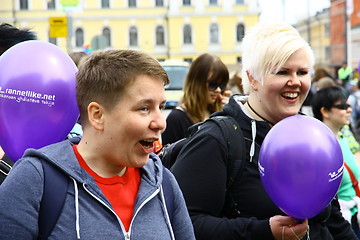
[246,101,275,126]
[323,120,342,137]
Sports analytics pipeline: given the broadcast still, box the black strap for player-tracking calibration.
[162,167,174,225]
[0,154,14,185]
[207,116,246,217]
[207,116,246,188]
[38,160,69,240]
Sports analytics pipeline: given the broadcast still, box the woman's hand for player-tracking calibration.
[218,90,232,106]
[270,215,309,240]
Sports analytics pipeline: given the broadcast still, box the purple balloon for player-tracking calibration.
[258,115,343,219]
[0,40,79,161]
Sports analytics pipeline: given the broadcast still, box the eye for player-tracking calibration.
[139,106,149,112]
[297,71,308,76]
[276,71,288,75]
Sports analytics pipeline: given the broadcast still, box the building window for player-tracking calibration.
[129,0,136,7]
[237,56,242,63]
[75,28,84,47]
[210,23,219,44]
[47,0,56,9]
[155,0,164,6]
[101,0,110,8]
[183,0,191,6]
[183,24,192,44]
[236,23,245,42]
[324,23,330,36]
[156,26,165,46]
[20,0,28,10]
[129,26,138,46]
[102,27,111,47]
[236,0,244,4]
[325,46,331,60]
[209,0,217,5]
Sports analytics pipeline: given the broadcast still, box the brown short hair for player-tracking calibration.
[76,49,169,125]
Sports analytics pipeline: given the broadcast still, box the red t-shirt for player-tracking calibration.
[72,145,141,232]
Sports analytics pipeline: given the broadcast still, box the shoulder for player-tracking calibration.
[167,108,188,120]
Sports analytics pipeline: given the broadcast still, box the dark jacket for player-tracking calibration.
[162,108,193,145]
[171,94,357,240]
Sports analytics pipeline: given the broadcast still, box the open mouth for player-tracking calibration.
[282,92,299,99]
[140,139,156,149]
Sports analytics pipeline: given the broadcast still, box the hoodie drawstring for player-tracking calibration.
[160,185,175,240]
[250,120,256,162]
[71,178,81,239]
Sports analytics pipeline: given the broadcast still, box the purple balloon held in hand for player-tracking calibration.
[258,115,343,219]
[0,40,79,161]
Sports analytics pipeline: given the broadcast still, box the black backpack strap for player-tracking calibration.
[160,138,188,169]
[208,116,246,217]
[38,160,69,240]
[162,167,174,225]
[0,154,14,185]
[207,116,246,188]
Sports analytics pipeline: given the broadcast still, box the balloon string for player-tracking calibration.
[290,226,310,240]
[247,101,275,126]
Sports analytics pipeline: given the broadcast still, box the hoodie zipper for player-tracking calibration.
[83,184,126,234]
[83,183,161,239]
[127,188,161,237]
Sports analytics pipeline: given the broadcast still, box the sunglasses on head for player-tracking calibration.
[207,81,227,92]
[332,103,351,110]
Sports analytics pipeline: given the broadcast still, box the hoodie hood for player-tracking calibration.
[23,137,164,188]
[211,94,271,164]
[212,94,270,142]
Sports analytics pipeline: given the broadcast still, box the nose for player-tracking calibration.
[214,86,222,92]
[347,105,352,112]
[150,109,166,132]
[287,73,301,86]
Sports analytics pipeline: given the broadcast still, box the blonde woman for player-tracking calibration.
[171,23,356,240]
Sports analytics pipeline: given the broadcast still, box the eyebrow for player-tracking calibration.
[138,98,167,105]
[280,67,310,71]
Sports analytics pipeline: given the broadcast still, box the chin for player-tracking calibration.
[134,156,150,168]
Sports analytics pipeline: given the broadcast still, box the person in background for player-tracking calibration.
[161,53,231,145]
[67,51,89,139]
[229,71,244,94]
[301,68,336,116]
[0,23,37,56]
[312,86,360,239]
[69,51,88,68]
[349,80,360,140]
[0,49,195,239]
[314,80,360,169]
[0,23,37,179]
[171,22,357,239]
[338,61,353,93]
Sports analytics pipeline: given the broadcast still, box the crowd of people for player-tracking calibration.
[1,21,360,239]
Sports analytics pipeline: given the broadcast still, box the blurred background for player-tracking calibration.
[0,0,359,89]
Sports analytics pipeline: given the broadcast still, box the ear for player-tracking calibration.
[320,107,330,119]
[246,71,258,91]
[87,102,105,131]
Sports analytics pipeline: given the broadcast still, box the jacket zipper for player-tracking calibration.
[83,184,126,234]
[127,188,161,236]
[83,183,161,240]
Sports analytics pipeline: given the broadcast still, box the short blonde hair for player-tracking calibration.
[241,23,315,93]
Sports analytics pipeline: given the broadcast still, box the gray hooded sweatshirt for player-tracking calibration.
[0,139,195,240]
